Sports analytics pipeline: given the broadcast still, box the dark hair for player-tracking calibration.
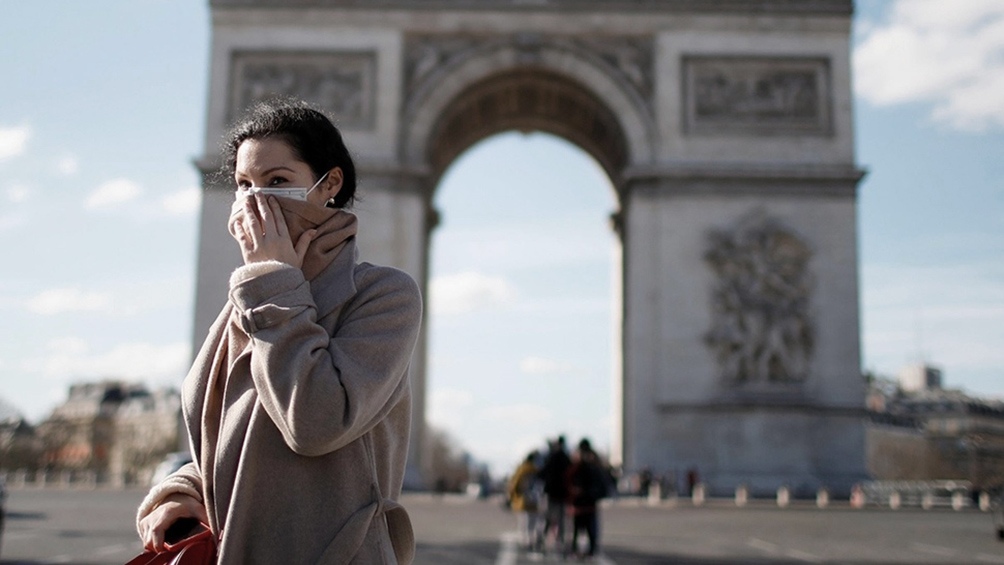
[221,98,357,208]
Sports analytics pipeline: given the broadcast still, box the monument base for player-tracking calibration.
[652,403,868,499]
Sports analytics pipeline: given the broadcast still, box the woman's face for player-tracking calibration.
[234,137,340,207]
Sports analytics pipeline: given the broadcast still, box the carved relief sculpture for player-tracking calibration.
[684,57,831,135]
[230,51,376,128]
[704,211,814,384]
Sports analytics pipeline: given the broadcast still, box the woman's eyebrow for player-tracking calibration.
[260,166,296,176]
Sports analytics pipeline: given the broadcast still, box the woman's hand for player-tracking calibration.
[229,194,315,268]
[138,492,210,552]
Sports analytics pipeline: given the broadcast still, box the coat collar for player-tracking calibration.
[310,237,359,320]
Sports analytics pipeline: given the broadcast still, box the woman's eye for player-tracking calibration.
[236,180,251,189]
[268,177,288,187]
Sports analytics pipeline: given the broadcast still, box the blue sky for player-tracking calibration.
[1,0,1001,475]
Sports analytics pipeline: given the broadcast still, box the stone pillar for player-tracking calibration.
[620,171,867,498]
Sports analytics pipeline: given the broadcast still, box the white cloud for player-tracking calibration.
[519,356,575,376]
[160,187,201,216]
[430,271,517,315]
[32,339,190,383]
[26,288,113,315]
[854,0,1004,130]
[6,184,29,203]
[85,178,142,210]
[57,155,79,176]
[0,125,30,161]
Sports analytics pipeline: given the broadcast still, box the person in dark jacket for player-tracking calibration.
[538,436,571,551]
[566,438,608,559]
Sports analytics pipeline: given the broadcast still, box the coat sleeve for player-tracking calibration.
[228,261,422,457]
[135,462,204,535]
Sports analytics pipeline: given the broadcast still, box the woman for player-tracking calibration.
[506,451,543,552]
[136,99,423,564]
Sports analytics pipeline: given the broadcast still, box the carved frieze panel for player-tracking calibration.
[229,51,376,128]
[704,211,814,385]
[403,34,653,107]
[683,57,831,136]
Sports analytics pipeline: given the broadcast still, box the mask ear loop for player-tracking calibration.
[305,171,329,199]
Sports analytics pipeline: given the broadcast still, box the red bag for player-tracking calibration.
[126,521,217,565]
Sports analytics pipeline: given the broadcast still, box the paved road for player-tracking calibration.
[2,488,1002,564]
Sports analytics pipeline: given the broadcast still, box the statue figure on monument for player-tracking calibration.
[705,211,814,384]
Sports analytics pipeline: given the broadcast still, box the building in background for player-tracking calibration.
[35,381,181,485]
[867,364,1004,491]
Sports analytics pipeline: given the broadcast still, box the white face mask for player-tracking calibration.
[235,172,328,202]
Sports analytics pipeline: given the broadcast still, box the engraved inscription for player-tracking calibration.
[684,57,831,135]
[230,51,376,128]
[704,211,814,384]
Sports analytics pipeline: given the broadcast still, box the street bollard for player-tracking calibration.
[647,482,662,506]
[979,491,991,512]
[952,490,965,511]
[850,484,865,509]
[735,484,748,507]
[776,486,790,508]
[692,483,706,506]
[889,491,901,510]
[816,488,829,509]
[922,492,934,510]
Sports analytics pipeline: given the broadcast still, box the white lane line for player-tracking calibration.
[977,553,1004,564]
[496,530,520,565]
[748,537,779,554]
[785,548,823,563]
[910,542,958,557]
[749,538,820,563]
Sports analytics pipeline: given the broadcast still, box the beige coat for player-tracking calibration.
[138,239,422,564]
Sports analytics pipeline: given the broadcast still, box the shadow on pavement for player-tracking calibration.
[414,540,501,564]
[605,544,970,565]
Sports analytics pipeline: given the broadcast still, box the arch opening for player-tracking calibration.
[425,69,630,189]
[425,130,622,477]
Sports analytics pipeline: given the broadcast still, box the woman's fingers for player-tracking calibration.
[242,196,263,238]
[265,196,290,238]
[295,229,317,265]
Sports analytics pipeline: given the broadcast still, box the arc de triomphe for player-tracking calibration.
[193,0,867,496]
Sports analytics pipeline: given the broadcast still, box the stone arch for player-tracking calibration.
[401,41,656,188]
[196,0,867,496]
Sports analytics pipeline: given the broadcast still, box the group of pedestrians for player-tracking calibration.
[507,435,611,560]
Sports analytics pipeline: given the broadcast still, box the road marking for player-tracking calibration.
[496,531,519,565]
[785,548,823,563]
[749,538,820,563]
[910,542,958,557]
[748,538,779,554]
[977,554,1004,564]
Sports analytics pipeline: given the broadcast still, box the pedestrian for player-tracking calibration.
[507,451,544,552]
[135,98,423,564]
[567,438,608,559]
[538,435,571,553]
